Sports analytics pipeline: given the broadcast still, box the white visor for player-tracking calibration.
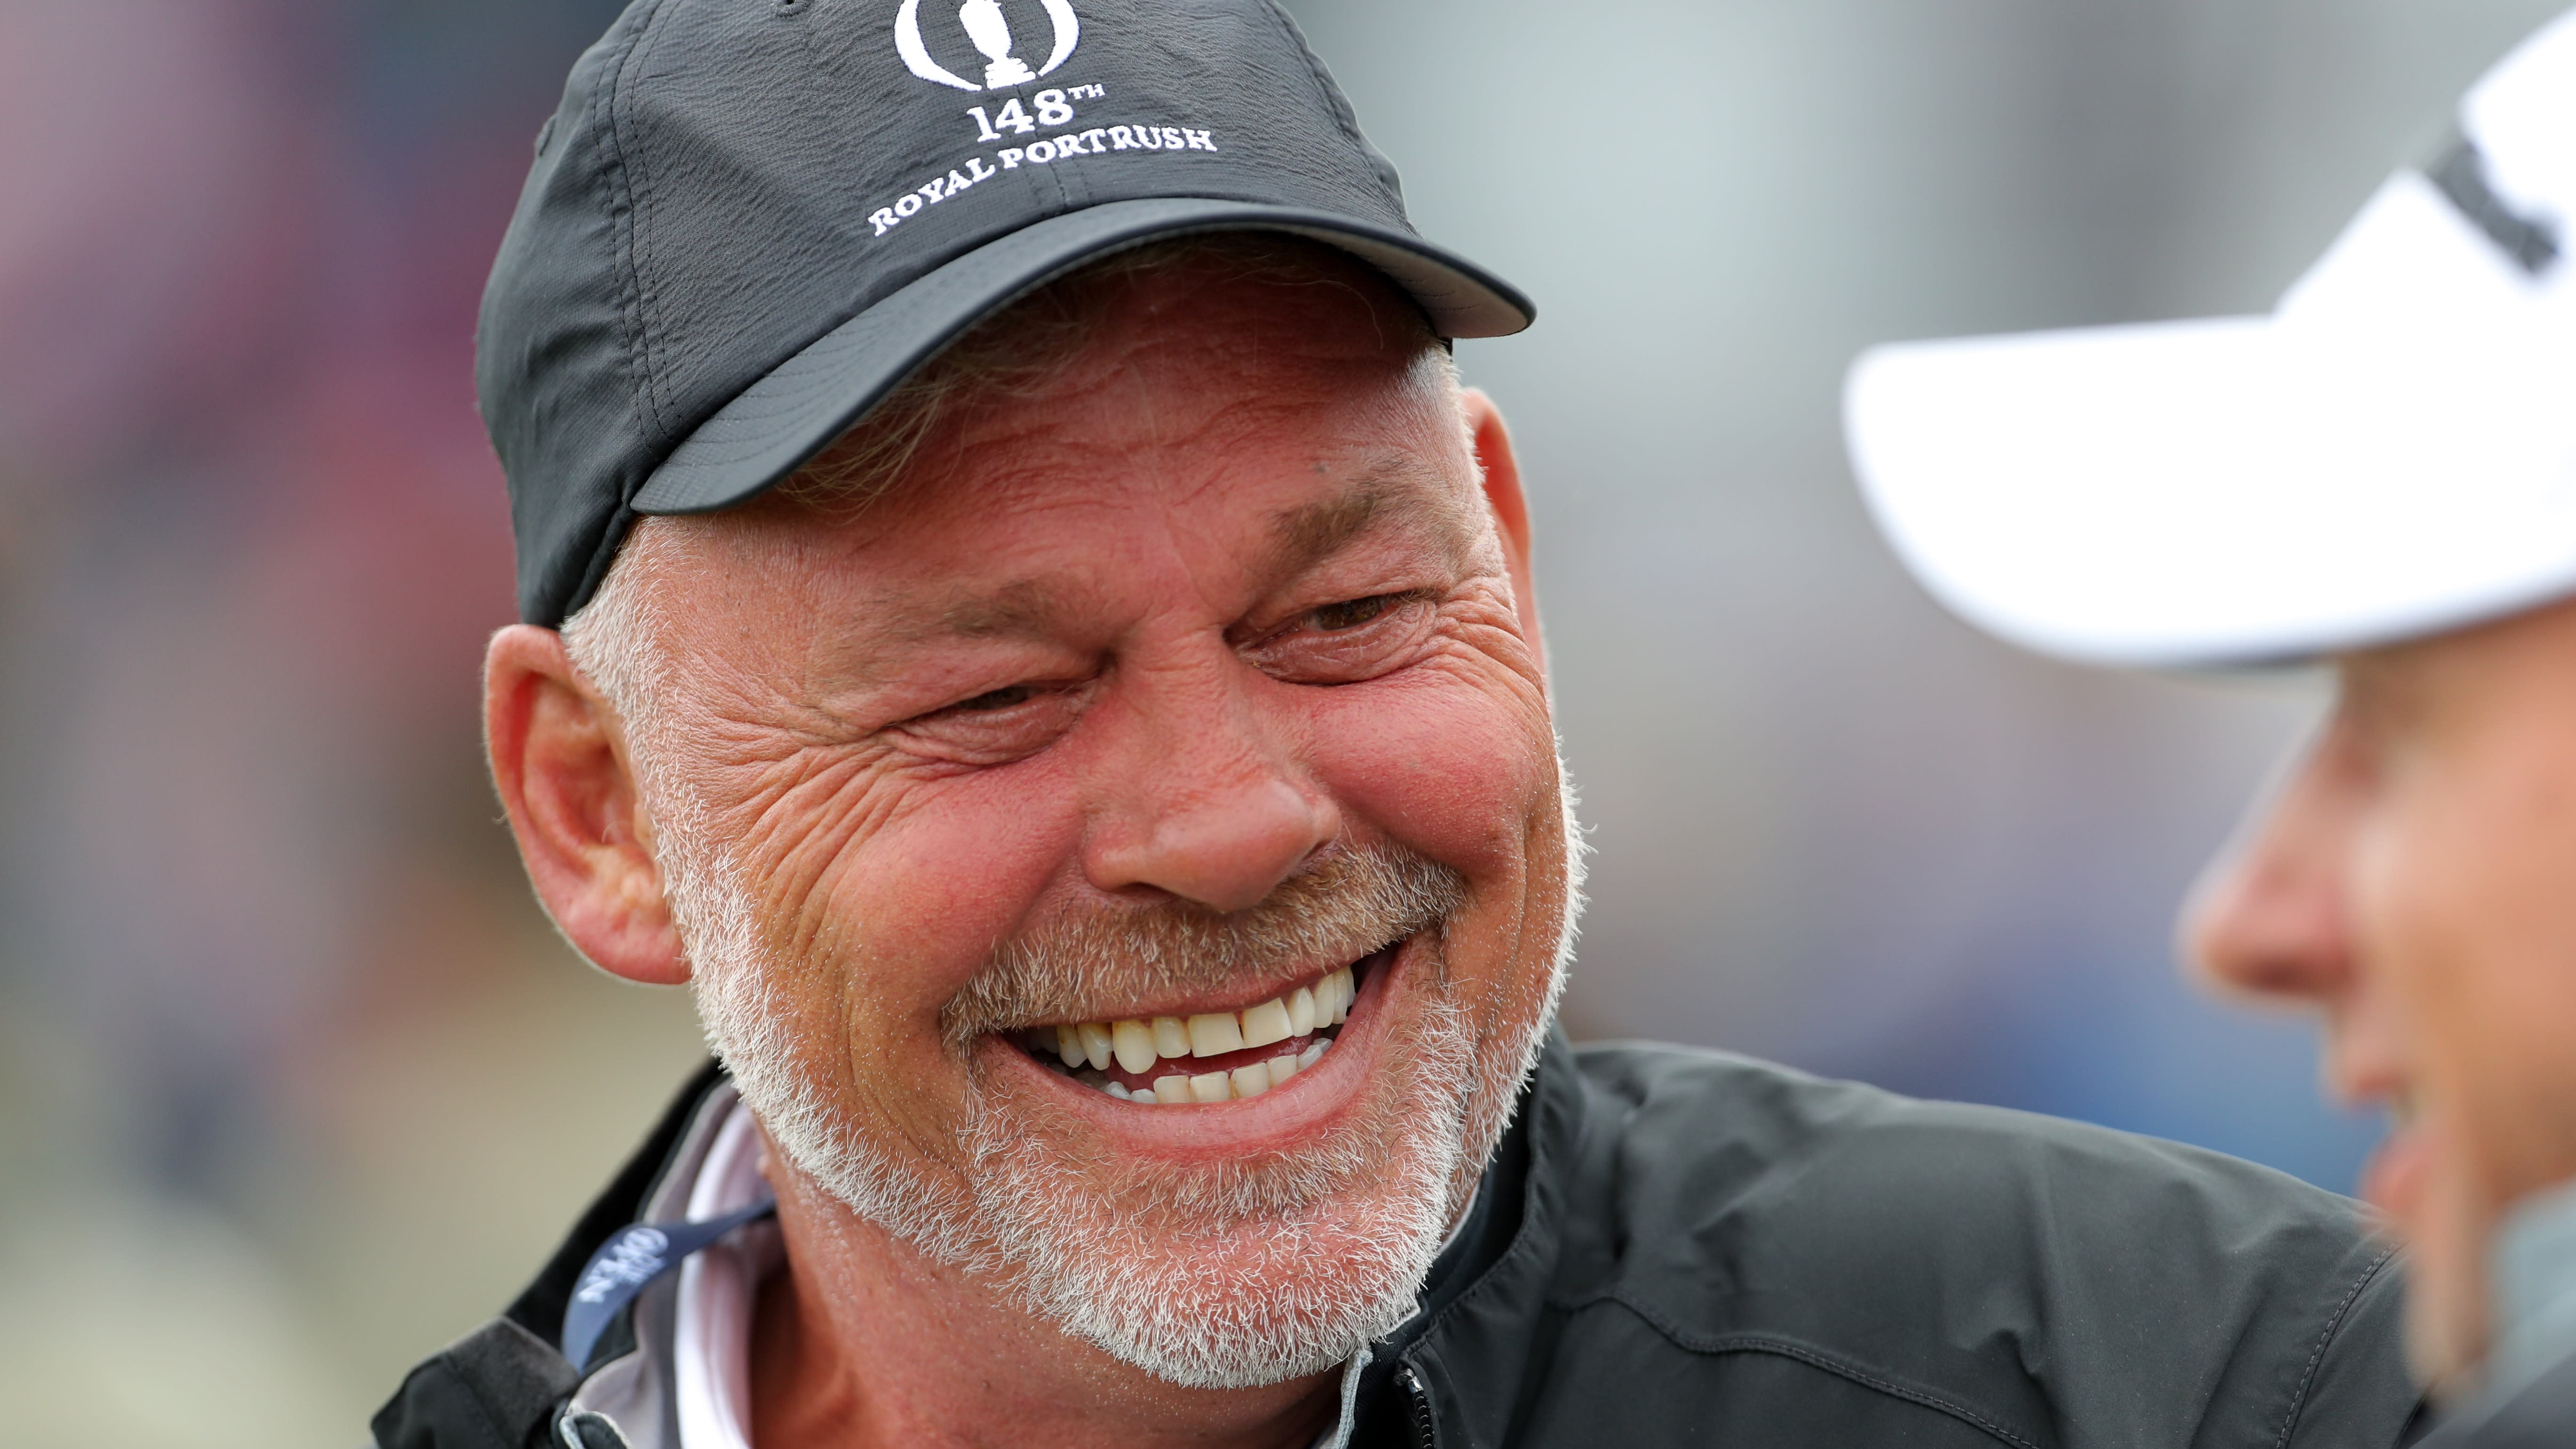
[1844,10,2576,668]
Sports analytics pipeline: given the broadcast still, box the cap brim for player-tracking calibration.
[1846,175,2576,668]
[633,197,1531,515]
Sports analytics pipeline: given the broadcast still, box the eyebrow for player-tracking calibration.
[1265,458,1473,579]
[938,578,1077,639]
[840,578,1080,661]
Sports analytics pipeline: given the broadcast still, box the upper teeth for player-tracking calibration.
[1046,965,1355,1101]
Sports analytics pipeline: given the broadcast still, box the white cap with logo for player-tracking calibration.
[1843,11,2576,667]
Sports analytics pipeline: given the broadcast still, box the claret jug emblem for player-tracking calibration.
[897,0,1080,92]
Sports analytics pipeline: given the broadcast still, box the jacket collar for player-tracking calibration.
[1370,1024,1586,1447]
[485,1028,1589,1449]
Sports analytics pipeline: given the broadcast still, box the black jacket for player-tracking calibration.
[375,1033,2427,1448]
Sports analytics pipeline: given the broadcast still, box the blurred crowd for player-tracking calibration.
[0,0,2562,1439]
[0,3,701,1439]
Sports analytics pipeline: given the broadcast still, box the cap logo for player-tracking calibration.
[898,0,1079,92]
[2426,136,2561,277]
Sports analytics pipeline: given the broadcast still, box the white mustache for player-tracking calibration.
[942,843,1466,1051]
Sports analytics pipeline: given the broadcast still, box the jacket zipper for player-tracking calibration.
[1400,1365,1436,1449]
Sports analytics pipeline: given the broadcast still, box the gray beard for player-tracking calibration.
[653,778,1583,1389]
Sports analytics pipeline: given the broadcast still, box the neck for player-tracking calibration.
[747,1159,1340,1449]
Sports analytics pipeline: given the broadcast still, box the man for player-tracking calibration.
[1846,12,2576,1445]
[375,2,2428,1446]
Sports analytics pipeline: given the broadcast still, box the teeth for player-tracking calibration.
[1188,1012,1246,1058]
[1042,961,1367,1101]
[1077,1037,1331,1105]
[1240,998,1293,1050]
[1111,1020,1157,1075]
[1077,1021,1114,1072]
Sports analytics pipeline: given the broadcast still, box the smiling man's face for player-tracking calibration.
[543,243,1578,1388]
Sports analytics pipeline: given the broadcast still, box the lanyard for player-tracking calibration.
[562,1196,780,1370]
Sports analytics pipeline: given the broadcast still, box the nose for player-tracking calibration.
[1080,650,1339,914]
[2182,709,2416,1107]
[2182,724,2360,1009]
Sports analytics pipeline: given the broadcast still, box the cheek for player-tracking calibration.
[2351,830,2450,1070]
[1304,666,1554,875]
[1296,662,1562,1019]
[797,767,1089,1058]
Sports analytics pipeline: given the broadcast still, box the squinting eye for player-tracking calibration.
[952,684,1037,712]
[1309,596,1395,631]
[1240,590,1435,688]
[886,678,1090,766]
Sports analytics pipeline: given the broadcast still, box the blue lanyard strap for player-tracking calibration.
[562,1195,779,1370]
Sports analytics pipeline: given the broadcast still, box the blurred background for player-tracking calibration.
[0,0,2564,1439]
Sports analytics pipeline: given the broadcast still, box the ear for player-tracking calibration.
[484,624,692,985]
[1461,387,1546,677]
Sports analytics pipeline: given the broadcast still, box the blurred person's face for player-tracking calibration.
[485,250,1578,1390]
[2185,593,2576,1397]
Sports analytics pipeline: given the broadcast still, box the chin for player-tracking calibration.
[2368,1115,2496,1401]
[989,1129,1468,1388]
[960,964,1492,1388]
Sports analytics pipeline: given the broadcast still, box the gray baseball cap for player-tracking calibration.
[478,0,1535,626]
